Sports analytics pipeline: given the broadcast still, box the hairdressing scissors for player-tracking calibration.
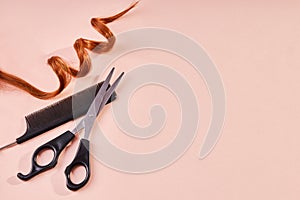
[17,67,124,191]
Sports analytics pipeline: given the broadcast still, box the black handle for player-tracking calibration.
[17,131,75,181]
[64,139,90,191]
[16,81,116,144]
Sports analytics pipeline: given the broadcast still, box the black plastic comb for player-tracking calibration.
[0,81,116,150]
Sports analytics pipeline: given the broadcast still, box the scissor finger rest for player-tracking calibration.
[64,139,90,191]
[17,131,75,181]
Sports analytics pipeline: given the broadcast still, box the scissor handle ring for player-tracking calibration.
[65,161,90,191]
[33,145,57,167]
[64,139,90,191]
[17,131,75,181]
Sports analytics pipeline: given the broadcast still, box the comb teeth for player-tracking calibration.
[25,96,73,130]
[16,81,116,144]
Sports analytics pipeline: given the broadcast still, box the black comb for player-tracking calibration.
[0,81,116,151]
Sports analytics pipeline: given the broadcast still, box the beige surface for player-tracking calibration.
[1,0,300,199]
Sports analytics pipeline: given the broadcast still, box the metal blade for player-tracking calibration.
[71,68,115,134]
[96,72,124,116]
[87,67,115,118]
[83,71,124,139]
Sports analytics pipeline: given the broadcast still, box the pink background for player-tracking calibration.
[1,0,300,199]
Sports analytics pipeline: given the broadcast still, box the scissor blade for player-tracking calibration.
[83,71,124,139]
[71,68,115,134]
[90,68,115,117]
[96,72,124,116]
